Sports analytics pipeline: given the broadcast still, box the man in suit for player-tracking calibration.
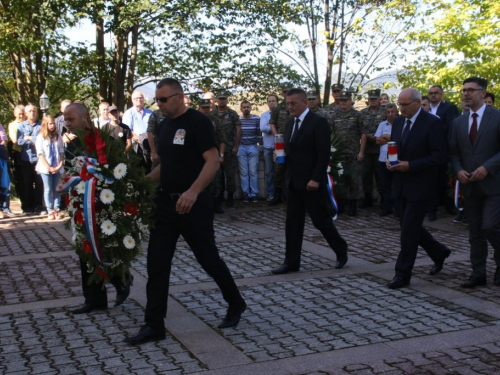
[271,88,348,275]
[427,85,460,221]
[450,77,500,288]
[386,88,451,289]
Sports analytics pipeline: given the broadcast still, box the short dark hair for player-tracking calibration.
[156,78,184,93]
[430,85,443,92]
[240,100,251,106]
[421,95,430,101]
[463,77,488,90]
[386,103,397,110]
[485,92,495,104]
[286,88,307,100]
[268,94,279,102]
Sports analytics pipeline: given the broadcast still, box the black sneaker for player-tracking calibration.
[242,194,249,203]
[250,196,258,203]
[453,212,464,223]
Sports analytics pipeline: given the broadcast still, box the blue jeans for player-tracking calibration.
[263,148,275,197]
[41,172,61,212]
[237,144,259,197]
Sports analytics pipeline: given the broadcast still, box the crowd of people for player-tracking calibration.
[1,76,499,345]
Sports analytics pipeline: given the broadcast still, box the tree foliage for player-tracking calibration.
[397,0,500,105]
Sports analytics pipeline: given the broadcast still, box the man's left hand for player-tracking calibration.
[388,160,410,172]
[470,166,488,182]
[306,180,319,191]
[176,190,198,214]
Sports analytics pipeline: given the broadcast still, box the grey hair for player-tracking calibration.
[14,104,25,113]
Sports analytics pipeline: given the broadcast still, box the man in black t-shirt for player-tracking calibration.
[124,78,246,345]
[107,105,132,150]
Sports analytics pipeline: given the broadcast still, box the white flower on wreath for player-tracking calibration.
[100,189,115,204]
[113,163,127,179]
[123,235,135,249]
[327,166,331,173]
[331,147,337,153]
[76,181,86,195]
[101,220,117,235]
[337,162,344,176]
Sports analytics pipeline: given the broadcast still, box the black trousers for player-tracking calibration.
[145,190,244,329]
[378,162,394,210]
[395,197,448,280]
[284,185,347,267]
[464,185,500,278]
[79,260,124,306]
[21,160,43,211]
[10,151,27,210]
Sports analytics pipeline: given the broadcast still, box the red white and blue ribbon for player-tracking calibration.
[326,174,338,220]
[60,176,81,192]
[83,178,111,266]
[454,180,464,212]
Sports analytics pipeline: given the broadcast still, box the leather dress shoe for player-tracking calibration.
[72,303,107,314]
[114,273,134,307]
[379,209,393,217]
[218,301,247,329]
[387,276,410,289]
[335,255,348,269]
[124,325,166,345]
[428,211,437,222]
[429,247,451,275]
[461,276,487,288]
[271,264,299,275]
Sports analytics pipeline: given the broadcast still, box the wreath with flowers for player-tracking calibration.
[326,126,347,218]
[61,125,155,284]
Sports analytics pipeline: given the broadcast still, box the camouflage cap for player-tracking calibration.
[199,99,211,107]
[216,90,231,98]
[331,83,344,91]
[306,90,318,99]
[367,89,381,98]
[339,90,352,100]
[281,82,293,92]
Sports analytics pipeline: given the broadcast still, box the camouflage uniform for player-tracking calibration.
[147,109,164,151]
[207,114,227,198]
[211,106,241,193]
[333,108,364,200]
[360,105,386,196]
[269,100,291,189]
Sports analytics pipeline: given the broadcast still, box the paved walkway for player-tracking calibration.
[1,200,500,374]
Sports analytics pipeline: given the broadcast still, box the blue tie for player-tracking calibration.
[401,119,411,145]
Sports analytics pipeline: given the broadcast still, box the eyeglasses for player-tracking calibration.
[397,99,417,108]
[462,88,484,94]
[155,93,180,103]
[428,91,441,95]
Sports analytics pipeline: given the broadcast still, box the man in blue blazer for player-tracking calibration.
[386,88,451,289]
[271,88,348,275]
[450,77,500,288]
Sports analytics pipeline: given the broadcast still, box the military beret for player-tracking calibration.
[306,90,318,99]
[281,82,293,92]
[217,90,231,98]
[339,90,352,100]
[368,89,381,98]
[331,83,344,91]
[199,99,211,107]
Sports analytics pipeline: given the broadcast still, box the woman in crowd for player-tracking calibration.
[35,115,64,219]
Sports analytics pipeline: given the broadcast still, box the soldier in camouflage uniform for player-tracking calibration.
[199,99,227,213]
[268,82,293,206]
[360,89,386,208]
[147,109,164,168]
[324,83,344,115]
[211,90,241,208]
[333,91,367,216]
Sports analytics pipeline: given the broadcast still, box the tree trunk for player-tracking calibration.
[126,20,139,108]
[96,14,107,102]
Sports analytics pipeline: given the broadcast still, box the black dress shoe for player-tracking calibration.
[335,255,348,269]
[218,301,247,329]
[429,247,451,275]
[124,325,166,345]
[72,303,107,314]
[387,276,410,289]
[114,273,134,306]
[428,211,437,222]
[271,264,299,275]
[461,276,487,288]
[379,209,393,217]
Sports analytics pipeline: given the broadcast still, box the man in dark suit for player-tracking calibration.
[386,88,451,289]
[427,85,460,221]
[271,88,348,275]
[450,77,500,288]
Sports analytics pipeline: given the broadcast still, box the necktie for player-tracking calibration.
[401,119,411,145]
[291,118,300,142]
[469,113,478,145]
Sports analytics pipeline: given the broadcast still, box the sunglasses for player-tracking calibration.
[155,93,180,103]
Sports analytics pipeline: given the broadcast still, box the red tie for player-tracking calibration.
[469,113,478,145]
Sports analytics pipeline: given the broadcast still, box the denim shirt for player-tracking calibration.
[260,110,275,149]
[17,120,42,163]
[122,107,152,136]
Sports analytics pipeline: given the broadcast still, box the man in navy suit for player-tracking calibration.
[271,88,348,275]
[450,77,500,288]
[386,88,451,289]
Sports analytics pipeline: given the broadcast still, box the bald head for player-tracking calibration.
[398,88,422,118]
[64,103,91,133]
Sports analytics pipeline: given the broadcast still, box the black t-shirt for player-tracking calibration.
[158,108,217,193]
[106,122,132,146]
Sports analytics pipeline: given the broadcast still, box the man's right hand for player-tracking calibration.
[457,170,471,184]
[151,151,159,165]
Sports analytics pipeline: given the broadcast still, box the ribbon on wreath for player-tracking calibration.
[326,173,338,221]
[454,180,464,212]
